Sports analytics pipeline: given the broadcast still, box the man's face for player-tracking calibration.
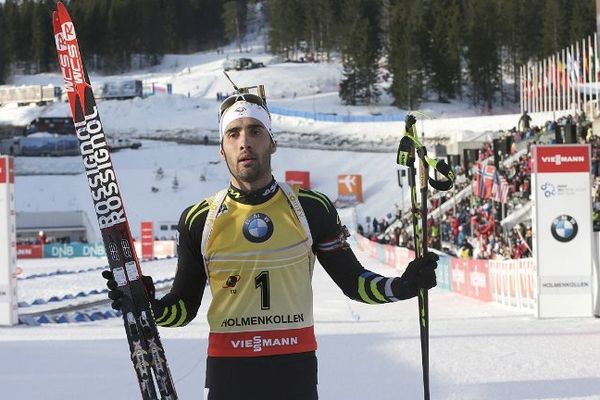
[220,117,276,191]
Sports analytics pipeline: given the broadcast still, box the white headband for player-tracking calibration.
[219,100,273,142]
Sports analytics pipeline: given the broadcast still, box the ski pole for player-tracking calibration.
[396,114,455,400]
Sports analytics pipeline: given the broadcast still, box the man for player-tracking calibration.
[518,110,531,132]
[104,86,438,400]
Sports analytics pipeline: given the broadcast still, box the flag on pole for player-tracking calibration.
[474,163,496,200]
[492,171,510,204]
[588,35,594,85]
[568,49,577,84]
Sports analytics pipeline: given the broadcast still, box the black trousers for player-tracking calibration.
[206,351,318,400]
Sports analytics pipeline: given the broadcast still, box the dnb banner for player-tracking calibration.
[532,145,593,317]
[0,155,17,326]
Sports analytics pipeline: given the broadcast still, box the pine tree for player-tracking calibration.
[569,0,595,44]
[464,0,501,110]
[388,0,424,109]
[303,0,337,61]
[339,0,381,105]
[223,0,246,53]
[2,0,19,78]
[162,0,179,54]
[0,4,7,84]
[31,0,52,74]
[540,0,563,56]
[19,0,35,74]
[426,0,460,102]
[265,0,305,60]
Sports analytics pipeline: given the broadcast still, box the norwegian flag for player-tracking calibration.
[492,172,510,204]
[473,163,496,199]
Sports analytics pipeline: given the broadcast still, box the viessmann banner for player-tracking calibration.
[531,145,593,318]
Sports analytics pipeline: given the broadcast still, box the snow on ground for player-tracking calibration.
[3,251,600,400]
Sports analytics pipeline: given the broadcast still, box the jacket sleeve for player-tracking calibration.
[153,201,208,327]
[299,189,403,304]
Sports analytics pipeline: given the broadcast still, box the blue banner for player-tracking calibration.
[435,255,452,291]
[43,243,106,258]
[269,106,406,123]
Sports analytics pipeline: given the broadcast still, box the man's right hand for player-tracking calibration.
[101,270,156,310]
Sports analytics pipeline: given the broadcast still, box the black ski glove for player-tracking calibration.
[392,252,439,300]
[405,114,417,132]
[101,270,156,311]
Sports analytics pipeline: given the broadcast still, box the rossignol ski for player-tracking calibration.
[52,2,177,399]
[396,114,455,400]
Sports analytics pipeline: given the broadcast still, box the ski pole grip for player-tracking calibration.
[396,136,414,166]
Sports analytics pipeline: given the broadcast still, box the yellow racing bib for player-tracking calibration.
[201,183,317,357]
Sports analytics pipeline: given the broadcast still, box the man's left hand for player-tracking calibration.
[392,252,439,300]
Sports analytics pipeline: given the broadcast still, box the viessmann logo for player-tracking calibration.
[541,154,585,165]
[231,335,299,352]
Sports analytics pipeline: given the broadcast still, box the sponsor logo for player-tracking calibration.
[217,203,228,216]
[109,242,119,261]
[54,32,67,52]
[550,215,578,242]
[541,155,585,165]
[75,106,125,229]
[234,107,247,114]
[56,27,84,93]
[242,213,273,243]
[223,275,240,289]
[540,182,556,197]
[230,335,299,353]
[61,22,76,41]
[121,239,132,258]
[261,181,278,197]
[540,182,585,198]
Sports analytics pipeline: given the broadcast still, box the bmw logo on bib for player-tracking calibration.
[243,213,274,243]
[550,215,578,243]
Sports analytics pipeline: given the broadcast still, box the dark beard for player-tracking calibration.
[224,152,270,184]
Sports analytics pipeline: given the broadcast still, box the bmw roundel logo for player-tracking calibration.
[550,215,578,243]
[243,213,274,243]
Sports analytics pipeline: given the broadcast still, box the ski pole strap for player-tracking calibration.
[427,157,454,191]
[396,129,455,192]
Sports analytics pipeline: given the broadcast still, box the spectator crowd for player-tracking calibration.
[359,111,600,261]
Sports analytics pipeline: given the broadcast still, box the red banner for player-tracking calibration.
[285,171,310,189]
[141,221,154,260]
[16,244,44,259]
[384,245,396,268]
[0,157,6,184]
[534,145,590,173]
[450,258,491,302]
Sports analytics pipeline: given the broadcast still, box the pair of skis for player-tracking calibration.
[52,2,177,399]
[397,115,455,400]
